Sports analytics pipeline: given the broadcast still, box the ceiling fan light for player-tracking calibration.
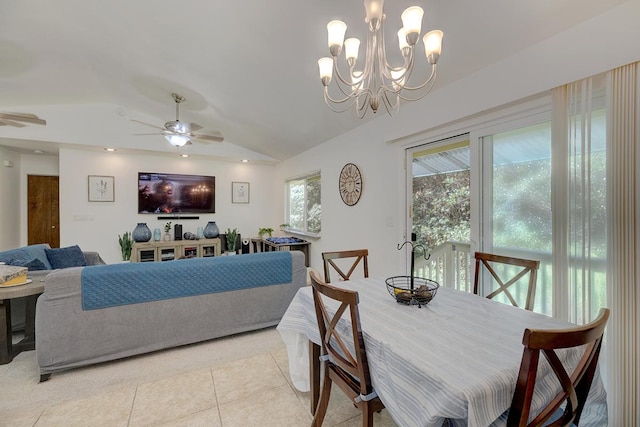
[165,134,190,147]
[174,121,189,134]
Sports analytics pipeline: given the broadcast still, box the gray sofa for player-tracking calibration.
[36,251,307,380]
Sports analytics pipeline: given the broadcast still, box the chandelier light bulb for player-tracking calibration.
[327,20,347,56]
[424,30,443,64]
[344,38,361,65]
[397,28,410,55]
[318,57,334,86]
[401,6,423,45]
[364,0,384,30]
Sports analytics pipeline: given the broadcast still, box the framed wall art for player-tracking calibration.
[88,175,115,202]
[232,181,249,204]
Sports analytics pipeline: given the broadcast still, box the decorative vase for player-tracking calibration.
[197,226,204,239]
[203,221,220,238]
[132,223,152,242]
[163,232,171,241]
[153,228,161,241]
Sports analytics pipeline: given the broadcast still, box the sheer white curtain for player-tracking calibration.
[605,61,639,426]
[554,63,640,424]
[552,75,607,324]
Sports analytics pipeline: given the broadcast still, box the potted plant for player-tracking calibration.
[163,221,172,241]
[225,228,238,255]
[258,227,274,239]
[118,231,133,261]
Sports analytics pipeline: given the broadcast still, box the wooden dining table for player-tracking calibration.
[277,277,608,427]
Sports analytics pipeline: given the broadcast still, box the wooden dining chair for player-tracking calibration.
[322,249,369,283]
[309,271,384,427]
[473,252,540,311]
[507,308,610,427]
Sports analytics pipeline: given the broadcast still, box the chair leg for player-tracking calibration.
[362,406,374,427]
[311,372,333,427]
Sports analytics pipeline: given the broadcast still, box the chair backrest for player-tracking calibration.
[309,270,374,399]
[507,308,610,427]
[322,249,369,283]
[473,251,540,311]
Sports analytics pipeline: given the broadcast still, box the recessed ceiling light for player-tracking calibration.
[180,154,189,158]
[104,148,116,152]
[241,159,249,163]
[33,150,45,154]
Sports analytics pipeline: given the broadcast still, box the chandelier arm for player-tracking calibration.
[323,87,359,106]
[333,76,359,98]
[398,65,437,92]
[332,61,358,89]
[381,88,400,115]
[355,93,370,119]
[395,81,437,102]
[329,73,375,104]
[323,90,360,114]
[332,57,372,94]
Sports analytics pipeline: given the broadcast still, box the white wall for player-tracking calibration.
[274,127,404,278]
[0,146,21,251]
[59,148,277,263]
[274,0,640,276]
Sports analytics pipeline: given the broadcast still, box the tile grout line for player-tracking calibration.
[209,367,224,426]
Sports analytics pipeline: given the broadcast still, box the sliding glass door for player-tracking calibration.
[407,135,471,291]
[477,81,606,320]
[480,122,553,314]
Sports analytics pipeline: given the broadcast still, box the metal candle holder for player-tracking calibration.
[397,240,431,290]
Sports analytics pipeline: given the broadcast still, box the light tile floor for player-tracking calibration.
[1,328,398,427]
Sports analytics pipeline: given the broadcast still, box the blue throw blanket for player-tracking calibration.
[81,252,292,310]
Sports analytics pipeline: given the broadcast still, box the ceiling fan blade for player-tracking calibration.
[191,133,224,143]
[0,113,46,125]
[188,122,203,132]
[131,119,166,131]
[0,119,27,127]
[133,132,165,136]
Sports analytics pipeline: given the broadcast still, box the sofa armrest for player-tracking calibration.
[83,252,106,266]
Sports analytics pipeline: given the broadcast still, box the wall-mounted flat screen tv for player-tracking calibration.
[138,172,215,214]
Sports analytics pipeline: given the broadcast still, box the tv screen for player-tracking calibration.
[138,172,215,214]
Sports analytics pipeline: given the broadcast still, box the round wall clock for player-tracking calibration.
[339,163,363,206]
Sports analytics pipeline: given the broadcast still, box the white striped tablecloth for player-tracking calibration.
[277,277,607,427]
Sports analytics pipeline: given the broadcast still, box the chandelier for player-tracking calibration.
[317,0,443,118]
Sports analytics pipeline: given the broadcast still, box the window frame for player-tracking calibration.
[284,170,321,237]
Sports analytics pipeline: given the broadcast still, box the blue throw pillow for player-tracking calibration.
[45,245,88,269]
[0,244,53,270]
[7,258,48,271]
[21,243,53,270]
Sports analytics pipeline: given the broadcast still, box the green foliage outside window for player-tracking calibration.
[413,170,470,251]
[287,172,321,235]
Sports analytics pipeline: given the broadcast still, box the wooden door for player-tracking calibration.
[27,175,59,248]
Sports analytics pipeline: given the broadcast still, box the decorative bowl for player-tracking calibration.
[385,276,439,308]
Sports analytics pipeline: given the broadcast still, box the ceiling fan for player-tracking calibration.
[132,93,224,147]
[0,112,46,127]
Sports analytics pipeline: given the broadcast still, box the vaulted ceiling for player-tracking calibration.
[0,0,628,162]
